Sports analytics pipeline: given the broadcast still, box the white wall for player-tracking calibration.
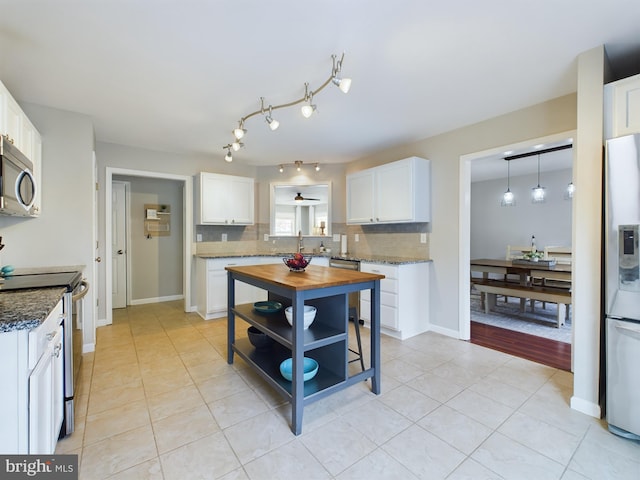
[0,103,97,351]
[471,169,573,259]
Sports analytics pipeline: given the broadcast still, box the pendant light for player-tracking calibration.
[531,153,546,203]
[565,181,575,199]
[501,160,515,207]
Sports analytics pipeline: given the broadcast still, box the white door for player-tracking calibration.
[112,182,128,309]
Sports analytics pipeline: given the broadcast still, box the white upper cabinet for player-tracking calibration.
[196,172,255,225]
[604,73,640,139]
[346,157,430,224]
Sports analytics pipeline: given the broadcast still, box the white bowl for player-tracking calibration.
[284,305,317,330]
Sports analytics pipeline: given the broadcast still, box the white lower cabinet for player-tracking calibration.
[360,262,429,340]
[197,257,281,319]
[0,298,65,454]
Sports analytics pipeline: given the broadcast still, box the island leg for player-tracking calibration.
[291,292,305,435]
[370,280,381,394]
[227,272,235,364]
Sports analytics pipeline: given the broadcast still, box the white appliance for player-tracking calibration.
[604,134,640,440]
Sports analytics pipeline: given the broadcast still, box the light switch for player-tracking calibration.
[333,234,340,242]
[222,233,227,242]
[420,233,427,244]
[196,234,202,242]
[355,234,360,242]
[264,234,269,241]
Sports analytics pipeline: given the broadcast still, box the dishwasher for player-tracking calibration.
[329,258,361,321]
[329,258,366,370]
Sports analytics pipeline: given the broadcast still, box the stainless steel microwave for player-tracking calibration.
[0,135,37,216]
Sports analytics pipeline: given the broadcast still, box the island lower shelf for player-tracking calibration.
[232,337,346,402]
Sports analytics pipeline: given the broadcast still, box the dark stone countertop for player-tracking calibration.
[0,287,66,333]
[195,252,431,265]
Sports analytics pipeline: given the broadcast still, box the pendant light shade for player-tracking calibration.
[565,181,575,199]
[501,160,515,207]
[531,153,546,203]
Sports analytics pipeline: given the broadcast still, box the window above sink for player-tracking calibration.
[270,183,331,237]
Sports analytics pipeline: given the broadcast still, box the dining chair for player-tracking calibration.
[531,246,572,316]
[503,245,534,303]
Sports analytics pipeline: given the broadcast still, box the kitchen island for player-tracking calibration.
[226,263,384,435]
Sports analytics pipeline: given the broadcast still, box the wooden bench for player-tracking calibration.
[472,279,571,328]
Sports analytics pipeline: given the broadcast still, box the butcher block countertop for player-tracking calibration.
[225,264,385,291]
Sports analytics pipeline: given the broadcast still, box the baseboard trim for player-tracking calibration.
[82,343,95,353]
[428,323,461,339]
[129,294,184,306]
[570,395,602,418]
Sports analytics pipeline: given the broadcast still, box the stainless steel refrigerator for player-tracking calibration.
[604,133,640,440]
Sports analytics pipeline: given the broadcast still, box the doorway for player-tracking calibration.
[104,168,193,326]
[459,131,576,369]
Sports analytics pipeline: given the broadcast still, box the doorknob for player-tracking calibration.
[95,257,102,263]
[117,250,124,254]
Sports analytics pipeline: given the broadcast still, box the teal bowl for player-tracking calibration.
[279,357,319,382]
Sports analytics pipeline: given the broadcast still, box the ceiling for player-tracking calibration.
[1,1,639,169]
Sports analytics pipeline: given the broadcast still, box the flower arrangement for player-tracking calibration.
[523,251,544,261]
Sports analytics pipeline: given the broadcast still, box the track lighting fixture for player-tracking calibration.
[231,140,243,151]
[277,160,321,173]
[222,53,351,162]
[224,147,233,163]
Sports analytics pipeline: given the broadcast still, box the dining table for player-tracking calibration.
[470,258,572,312]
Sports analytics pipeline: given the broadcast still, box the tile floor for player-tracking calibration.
[56,301,640,479]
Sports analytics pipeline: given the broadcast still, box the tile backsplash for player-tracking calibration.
[195,223,430,259]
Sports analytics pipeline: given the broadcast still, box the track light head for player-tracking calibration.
[279,165,284,173]
[231,141,243,151]
[315,163,320,172]
[332,76,352,93]
[265,105,279,131]
[233,121,246,140]
[224,147,233,163]
[301,103,317,118]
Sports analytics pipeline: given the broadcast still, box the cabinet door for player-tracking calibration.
[200,173,229,224]
[3,93,22,147]
[613,75,640,137]
[206,268,227,313]
[29,325,63,454]
[375,160,413,223]
[227,176,254,224]
[346,170,375,224]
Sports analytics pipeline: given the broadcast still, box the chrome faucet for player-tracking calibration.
[297,231,304,253]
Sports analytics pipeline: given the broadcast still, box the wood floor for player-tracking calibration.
[470,321,572,372]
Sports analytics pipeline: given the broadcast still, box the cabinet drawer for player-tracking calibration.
[361,289,398,307]
[28,301,63,369]
[361,263,397,279]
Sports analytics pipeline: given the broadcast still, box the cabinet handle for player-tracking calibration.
[231,219,235,223]
[370,218,373,222]
[376,217,379,222]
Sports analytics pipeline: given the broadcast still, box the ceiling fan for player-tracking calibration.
[294,192,320,201]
